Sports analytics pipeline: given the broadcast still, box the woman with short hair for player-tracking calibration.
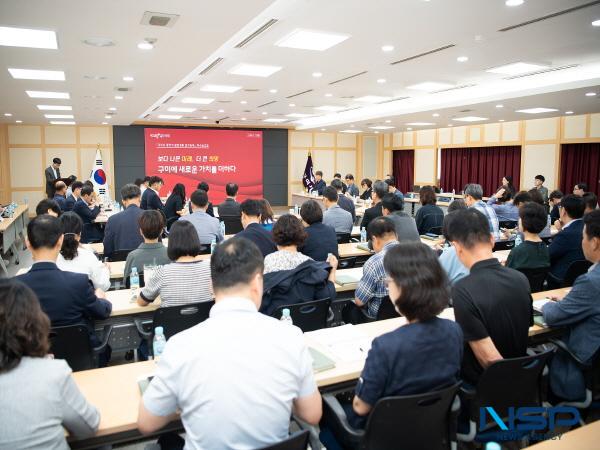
[414,186,444,235]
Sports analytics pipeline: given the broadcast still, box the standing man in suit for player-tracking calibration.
[16,215,111,353]
[217,183,241,217]
[65,181,83,212]
[140,176,164,213]
[72,185,102,243]
[548,194,586,287]
[45,157,61,198]
[313,171,326,196]
[103,184,145,259]
[360,180,388,233]
[52,181,68,212]
[235,199,277,257]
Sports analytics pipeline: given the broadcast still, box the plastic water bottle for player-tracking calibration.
[294,204,299,215]
[130,267,140,301]
[210,237,217,254]
[485,443,501,450]
[515,234,522,247]
[280,308,293,325]
[360,227,367,243]
[219,220,225,237]
[152,326,166,360]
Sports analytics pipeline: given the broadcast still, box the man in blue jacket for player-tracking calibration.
[140,176,165,212]
[52,181,68,211]
[103,184,145,259]
[548,195,585,287]
[17,215,112,351]
[543,209,600,401]
[72,185,102,243]
[313,171,326,196]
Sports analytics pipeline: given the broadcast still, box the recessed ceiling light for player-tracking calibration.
[122,76,134,82]
[369,125,395,130]
[82,37,114,47]
[496,104,504,108]
[289,103,296,107]
[377,78,386,84]
[262,111,268,115]
[0,26,57,49]
[202,116,208,120]
[515,108,558,114]
[108,107,117,111]
[168,107,195,113]
[432,113,440,117]
[158,114,182,119]
[240,100,247,104]
[269,89,278,94]
[312,72,323,78]
[350,124,355,127]
[101,121,108,125]
[505,0,524,6]
[275,29,350,51]
[8,68,65,81]
[44,114,74,119]
[241,117,247,121]
[340,129,362,133]
[315,105,345,112]
[200,84,241,93]
[104,115,112,119]
[499,119,505,122]
[447,124,453,127]
[355,95,391,103]
[456,56,469,62]
[228,63,282,78]
[406,81,454,91]
[137,41,154,50]
[593,19,600,27]
[218,109,225,113]
[181,97,215,104]
[321,128,326,131]
[325,93,333,97]
[486,62,548,75]
[114,95,123,100]
[37,105,72,111]
[381,45,394,52]
[585,92,597,97]
[385,119,392,123]
[407,127,413,131]
[374,131,380,134]
[406,122,435,126]
[264,118,287,123]
[15,120,22,123]
[565,111,574,114]
[50,121,76,125]
[26,90,69,99]
[4,113,12,117]
[286,113,313,118]
[453,116,488,122]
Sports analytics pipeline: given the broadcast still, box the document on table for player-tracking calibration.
[335,267,363,285]
[533,298,552,313]
[308,325,373,362]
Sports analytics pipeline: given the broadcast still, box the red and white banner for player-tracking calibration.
[144,128,263,204]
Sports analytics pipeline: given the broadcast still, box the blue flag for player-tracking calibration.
[302,152,315,191]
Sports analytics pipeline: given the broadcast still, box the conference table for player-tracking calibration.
[70,287,567,449]
[526,420,600,449]
[0,204,29,275]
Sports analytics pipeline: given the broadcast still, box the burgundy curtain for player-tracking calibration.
[560,143,600,196]
[392,150,414,194]
[440,146,521,196]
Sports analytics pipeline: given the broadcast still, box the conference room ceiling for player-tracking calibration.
[1,0,599,131]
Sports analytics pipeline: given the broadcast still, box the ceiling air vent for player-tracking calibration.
[152,106,160,112]
[199,58,223,76]
[338,106,361,113]
[217,100,231,103]
[114,87,131,92]
[390,44,455,65]
[244,88,260,92]
[162,96,174,104]
[378,96,409,104]
[218,116,229,121]
[432,84,476,94]
[234,19,278,48]
[141,11,180,28]
[286,89,313,99]
[177,82,193,93]
[257,100,277,108]
[143,114,151,119]
[329,71,368,85]
[498,1,600,32]
[502,64,579,80]
[459,109,474,113]
[341,96,356,99]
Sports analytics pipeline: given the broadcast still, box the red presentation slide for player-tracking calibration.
[144,128,263,204]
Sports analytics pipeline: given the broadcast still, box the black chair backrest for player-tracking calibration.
[363,382,461,450]
[258,430,309,450]
[563,260,592,287]
[152,301,215,340]
[49,325,95,371]
[272,298,331,332]
[493,239,516,251]
[517,267,549,293]
[426,226,443,236]
[198,244,211,255]
[336,232,351,244]
[125,272,145,288]
[470,349,554,426]
[166,216,179,230]
[220,216,243,234]
[107,249,133,262]
[376,296,400,321]
[338,257,356,269]
[499,220,518,230]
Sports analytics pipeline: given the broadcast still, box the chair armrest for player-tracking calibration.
[550,338,588,368]
[93,324,113,354]
[322,393,364,447]
[459,383,476,400]
[134,318,153,339]
[449,394,461,443]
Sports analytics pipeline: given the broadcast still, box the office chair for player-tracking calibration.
[322,382,461,450]
[517,267,550,293]
[499,220,518,230]
[336,233,351,244]
[258,430,309,450]
[492,239,516,251]
[272,298,332,332]
[106,249,133,262]
[376,295,400,321]
[49,324,113,372]
[338,257,357,269]
[220,216,243,234]
[562,260,592,287]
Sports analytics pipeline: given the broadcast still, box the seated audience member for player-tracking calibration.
[360,180,387,232]
[258,198,275,231]
[331,178,356,221]
[384,177,405,205]
[448,209,532,385]
[140,176,165,212]
[549,190,563,223]
[533,174,549,205]
[526,188,552,238]
[345,173,360,197]
[217,182,241,217]
[360,178,373,200]
[463,183,500,239]
[65,175,77,196]
[322,186,353,234]
[163,183,186,229]
[381,193,419,242]
[180,189,223,245]
[528,188,545,207]
[57,212,111,291]
[313,170,326,196]
[333,172,347,194]
[573,182,588,197]
[513,190,533,209]
[16,215,111,350]
[103,184,144,259]
[53,181,68,211]
[261,215,337,316]
[124,210,171,280]
[487,188,519,223]
[65,180,83,212]
[137,238,321,449]
[0,279,100,448]
[136,176,151,195]
[137,220,212,308]
[506,202,550,271]
[298,200,339,261]
[35,198,61,217]
[548,194,585,286]
[345,217,399,323]
[439,200,470,284]
[583,191,598,214]
[187,181,214,216]
[500,175,516,197]
[345,243,462,429]
[542,209,600,401]
[415,185,444,235]
[72,185,102,243]
[235,199,277,257]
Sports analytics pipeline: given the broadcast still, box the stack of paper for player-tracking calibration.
[335,267,363,285]
[533,298,552,312]
[308,325,373,362]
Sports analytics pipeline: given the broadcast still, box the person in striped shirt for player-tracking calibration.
[464,183,500,240]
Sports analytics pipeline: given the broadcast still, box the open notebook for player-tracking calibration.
[335,267,363,285]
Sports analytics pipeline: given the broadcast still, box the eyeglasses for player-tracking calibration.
[381,276,393,288]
